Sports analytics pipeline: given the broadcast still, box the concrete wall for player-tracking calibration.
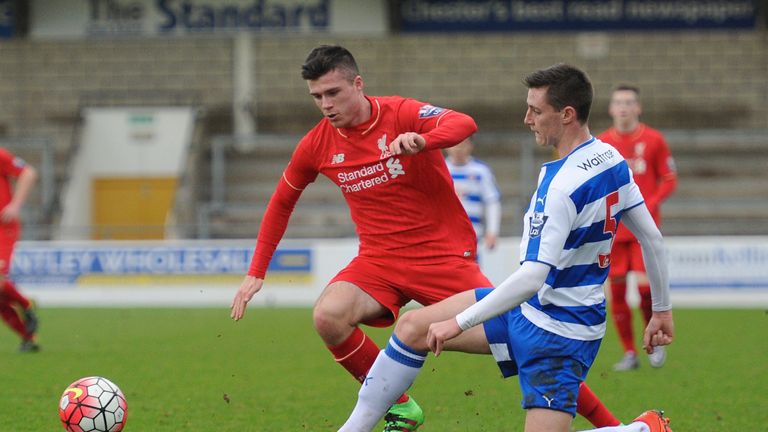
[1,30,766,151]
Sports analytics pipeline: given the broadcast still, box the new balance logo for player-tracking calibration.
[386,157,405,178]
[331,153,345,164]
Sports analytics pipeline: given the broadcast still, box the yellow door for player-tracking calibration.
[92,177,177,240]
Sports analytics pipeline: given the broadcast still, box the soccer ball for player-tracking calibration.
[58,376,128,432]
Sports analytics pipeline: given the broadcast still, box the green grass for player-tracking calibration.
[1,308,766,431]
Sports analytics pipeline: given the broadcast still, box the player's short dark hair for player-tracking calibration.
[614,84,640,95]
[613,84,641,102]
[524,63,593,125]
[301,45,360,81]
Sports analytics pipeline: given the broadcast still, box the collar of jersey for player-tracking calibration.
[544,136,596,166]
[611,123,646,141]
[336,96,381,139]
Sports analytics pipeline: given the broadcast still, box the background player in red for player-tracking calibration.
[598,85,677,371]
[0,147,39,352]
[230,45,621,430]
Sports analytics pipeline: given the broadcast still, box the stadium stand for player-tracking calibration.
[0,32,766,239]
[196,128,768,239]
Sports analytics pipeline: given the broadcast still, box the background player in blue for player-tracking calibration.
[339,64,676,432]
[445,138,502,254]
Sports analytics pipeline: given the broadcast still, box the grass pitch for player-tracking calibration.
[1,307,766,431]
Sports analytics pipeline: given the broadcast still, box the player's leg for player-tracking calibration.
[628,243,666,368]
[525,408,573,432]
[636,272,653,325]
[635,273,666,368]
[314,280,391,383]
[629,242,653,326]
[339,290,483,432]
[371,256,491,431]
[578,410,673,431]
[1,278,37,336]
[317,257,426,430]
[510,308,602,432]
[406,258,620,428]
[0,279,31,310]
[0,240,38,347]
[608,242,638,371]
[576,382,621,427]
[0,297,26,338]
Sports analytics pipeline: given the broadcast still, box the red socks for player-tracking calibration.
[609,280,636,353]
[638,283,653,325]
[577,382,621,427]
[328,327,383,384]
[0,300,27,339]
[328,327,409,405]
[1,280,30,310]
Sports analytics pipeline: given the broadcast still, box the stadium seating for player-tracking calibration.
[1,32,766,239]
[196,129,768,239]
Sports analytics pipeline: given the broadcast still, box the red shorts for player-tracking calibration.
[608,240,645,278]
[330,255,492,328]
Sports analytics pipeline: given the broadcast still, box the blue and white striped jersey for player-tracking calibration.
[445,157,501,237]
[520,137,644,341]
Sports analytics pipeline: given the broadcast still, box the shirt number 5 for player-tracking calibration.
[598,191,619,268]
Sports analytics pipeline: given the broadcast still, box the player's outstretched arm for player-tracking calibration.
[426,262,549,356]
[622,204,674,354]
[230,276,264,321]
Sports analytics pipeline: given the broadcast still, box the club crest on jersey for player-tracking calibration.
[378,134,392,159]
[418,105,445,118]
[529,212,548,238]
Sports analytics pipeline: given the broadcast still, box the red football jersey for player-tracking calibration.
[249,96,478,277]
[598,123,677,242]
[0,147,26,231]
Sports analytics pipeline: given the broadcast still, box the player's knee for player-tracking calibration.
[312,302,348,340]
[393,310,428,350]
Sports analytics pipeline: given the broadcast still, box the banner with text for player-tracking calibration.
[12,241,312,287]
[398,0,757,32]
[11,237,768,307]
[30,0,387,38]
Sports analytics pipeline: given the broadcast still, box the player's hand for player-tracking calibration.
[484,233,498,250]
[230,276,264,321]
[643,310,674,354]
[389,133,426,155]
[426,317,463,357]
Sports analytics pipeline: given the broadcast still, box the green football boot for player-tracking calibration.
[383,397,424,431]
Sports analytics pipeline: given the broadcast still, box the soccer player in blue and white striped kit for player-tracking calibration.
[339,64,675,432]
[445,138,502,254]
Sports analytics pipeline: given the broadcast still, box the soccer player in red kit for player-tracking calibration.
[231,45,621,430]
[598,85,677,371]
[0,147,40,352]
